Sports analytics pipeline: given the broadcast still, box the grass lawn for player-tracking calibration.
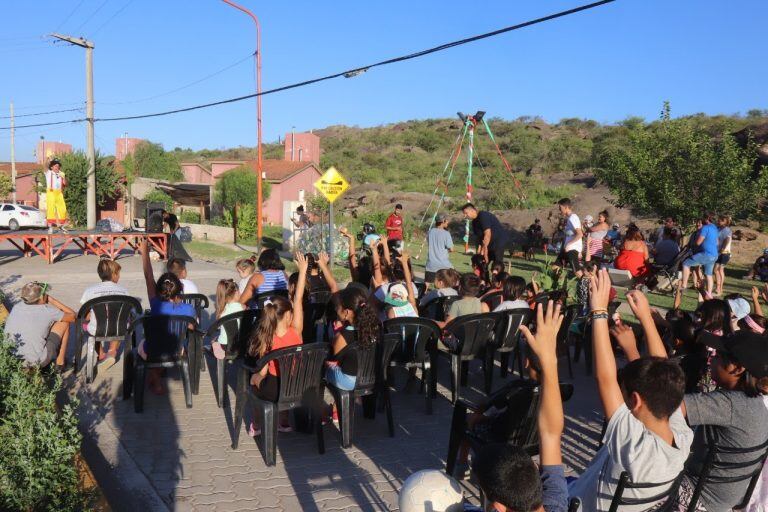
[413,248,757,313]
[188,237,759,315]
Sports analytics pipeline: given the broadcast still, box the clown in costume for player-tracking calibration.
[45,159,68,233]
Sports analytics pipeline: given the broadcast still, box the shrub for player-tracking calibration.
[179,210,202,224]
[143,189,173,211]
[0,338,91,511]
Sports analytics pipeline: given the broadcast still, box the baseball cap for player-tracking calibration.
[728,297,751,321]
[20,282,48,304]
[763,248,768,255]
[584,215,594,223]
[699,330,768,378]
[435,213,448,224]
[385,283,410,308]
[612,223,620,229]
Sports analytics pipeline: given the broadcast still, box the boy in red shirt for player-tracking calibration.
[385,204,404,251]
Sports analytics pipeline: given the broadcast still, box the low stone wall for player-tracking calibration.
[184,223,234,243]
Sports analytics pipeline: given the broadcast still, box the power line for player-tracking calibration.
[90,0,135,36]
[98,52,253,106]
[95,0,617,123]
[55,0,88,32]
[0,107,83,120]
[73,0,111,34]
[0,0,616,130]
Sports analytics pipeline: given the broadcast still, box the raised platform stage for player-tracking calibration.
[0,230,169,263]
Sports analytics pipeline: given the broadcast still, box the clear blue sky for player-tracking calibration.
[0,0,766,162]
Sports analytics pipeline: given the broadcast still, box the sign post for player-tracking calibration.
[314,166,349,267]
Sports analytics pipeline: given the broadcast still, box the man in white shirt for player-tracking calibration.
[80,258,129,368]
[45,159,68,234]
[557,198,583,276]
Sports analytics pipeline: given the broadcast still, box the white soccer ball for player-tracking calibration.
[398,469,464,512]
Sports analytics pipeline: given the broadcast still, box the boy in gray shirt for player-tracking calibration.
[678,330,768,511]
[4,282,76,368]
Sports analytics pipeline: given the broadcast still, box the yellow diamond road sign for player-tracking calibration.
[314,167,349,203]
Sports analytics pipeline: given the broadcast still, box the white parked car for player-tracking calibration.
[0,203,47,230]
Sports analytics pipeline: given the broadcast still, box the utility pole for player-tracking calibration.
[9,102,16,204]
[51,33,96,229]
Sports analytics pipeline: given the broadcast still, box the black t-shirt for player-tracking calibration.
[472,211,508,248]
[164,213,179,231]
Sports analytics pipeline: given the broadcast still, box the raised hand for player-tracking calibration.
[609,322,640,361]
[626,290,652,321]
[339,227,351,237]
[318,251,330,267]
[589,268,612,312]
[295,252,309,273]
[519,301,564,367]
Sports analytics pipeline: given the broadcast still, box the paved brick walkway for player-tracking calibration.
[0,247,604,511]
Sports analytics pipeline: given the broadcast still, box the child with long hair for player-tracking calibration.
[211,279,244,360]
[327,286,380,392]
[139,238,196,395]
[245,253,308,435]
[240,248,288,309]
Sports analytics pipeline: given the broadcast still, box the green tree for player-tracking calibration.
[0,173,12,199]
[132,141,183,182]
[593,103,767,227]
[214,166,271,241]
[143,189,173,210]
[45,151,119,226]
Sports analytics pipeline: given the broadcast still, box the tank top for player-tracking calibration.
[257,270,287,294]
[331,327,359,376]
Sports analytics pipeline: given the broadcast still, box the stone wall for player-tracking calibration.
[185,223,234,243]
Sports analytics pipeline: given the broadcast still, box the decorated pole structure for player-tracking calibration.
[459,111,484,253]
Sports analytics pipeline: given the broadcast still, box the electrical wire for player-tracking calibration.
[0,0,616,130]
[0,107,84,120]
[73,0,111,34]
[90,0,135,37]
[55,0,88,32]
[98,52,254,106]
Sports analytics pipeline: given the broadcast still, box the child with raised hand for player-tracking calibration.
[467,301,568,512]
[568,268,693,512]
[245,253,308,436]
[139,238,196,395]
[211,279,244,360]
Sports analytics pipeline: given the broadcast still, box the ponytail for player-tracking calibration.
[247,295,292,358]
[215,279,239,318]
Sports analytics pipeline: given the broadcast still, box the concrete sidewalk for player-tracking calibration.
[0,247,603,511]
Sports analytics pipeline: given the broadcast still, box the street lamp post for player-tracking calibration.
[221,0,263,250]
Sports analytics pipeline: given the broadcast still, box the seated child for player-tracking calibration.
[439,273,490,329]
[245,254,308,435]
[211,279,244,359]
[325,286,381,420]
[419,268,459,307]
[139,239,196,395]
[236,258,256,294]
[569,271,693,512]
[494,275,530,312]
[167,257,199,294]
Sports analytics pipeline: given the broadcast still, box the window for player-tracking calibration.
[2,205,14,211]
[19,205,38,212]
[298,148,303,161]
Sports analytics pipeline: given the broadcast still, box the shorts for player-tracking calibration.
[255,373,279,402]
[325,365,356,391]
[424,271,436,284]
[44,332,62,367]
[716,254,730,266]
[683,252,718,276]
[558,249,582,274]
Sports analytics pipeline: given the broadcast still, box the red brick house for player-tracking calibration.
[0,162,42,206]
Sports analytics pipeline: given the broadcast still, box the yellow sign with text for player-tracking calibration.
[314,166,349,203]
